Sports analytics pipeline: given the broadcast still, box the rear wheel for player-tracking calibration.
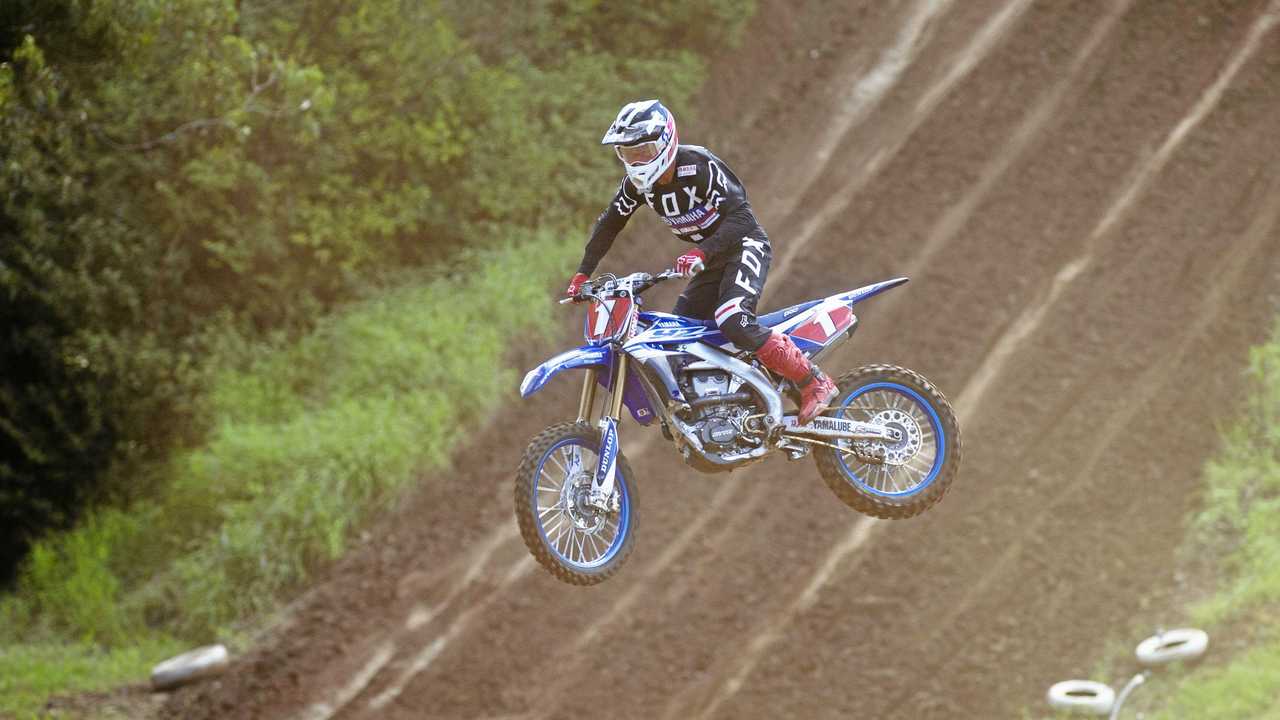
[814,364,960,519]
[514,422,638,585]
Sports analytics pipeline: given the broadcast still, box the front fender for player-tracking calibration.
[519,345,612,398]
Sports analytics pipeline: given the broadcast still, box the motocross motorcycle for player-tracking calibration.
[515,269,961,585]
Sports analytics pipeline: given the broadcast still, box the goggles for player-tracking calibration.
[615,141,661,166]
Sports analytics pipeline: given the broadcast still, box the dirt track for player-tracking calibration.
[167,1,1280,718]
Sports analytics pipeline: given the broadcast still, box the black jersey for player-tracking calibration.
[575,145,765,276]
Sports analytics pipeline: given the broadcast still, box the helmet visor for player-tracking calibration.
[615,141,661,166]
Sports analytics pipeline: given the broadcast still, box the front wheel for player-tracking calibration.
[514,422,638,585]
[814,364,961,519]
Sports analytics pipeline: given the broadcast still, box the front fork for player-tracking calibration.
[585,353,628,512]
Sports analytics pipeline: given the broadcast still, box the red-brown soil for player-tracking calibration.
[164,1,1280,718]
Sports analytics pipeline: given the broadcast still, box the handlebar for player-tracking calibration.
[562,268,684,304]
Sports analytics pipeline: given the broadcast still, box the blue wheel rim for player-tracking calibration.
[532,437,630,570]
[834,382,945,498]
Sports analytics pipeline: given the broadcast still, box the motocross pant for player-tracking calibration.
[672,229,773,352]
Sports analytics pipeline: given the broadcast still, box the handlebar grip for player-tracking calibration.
[559,297,577,305]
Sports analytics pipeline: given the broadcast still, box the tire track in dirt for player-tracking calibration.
[772,0,1035,282]
[713,6,1280,715]
[661,4,1133,715]
[662,2,1280,718]
[293,555,535,720]
[871,0,1133,314]
[914,5,1280,622]
[888,149,1280,717]
[674,516,880,720]
[891,164,1280,712]
[362,558,534,714]
[766,0,954,223]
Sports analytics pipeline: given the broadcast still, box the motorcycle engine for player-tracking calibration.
[677,368,765,466]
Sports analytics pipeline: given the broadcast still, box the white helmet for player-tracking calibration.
[601,99,678,193]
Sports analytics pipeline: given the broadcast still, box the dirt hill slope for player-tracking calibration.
[167,1,1280,718]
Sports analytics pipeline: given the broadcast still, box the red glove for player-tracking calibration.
[674,249,707,277]
[566,272,589,298]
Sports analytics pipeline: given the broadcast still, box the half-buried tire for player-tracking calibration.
[150,644,230,691]
[1046,680,1115,715]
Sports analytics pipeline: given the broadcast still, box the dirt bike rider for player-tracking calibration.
[566,99,839,425]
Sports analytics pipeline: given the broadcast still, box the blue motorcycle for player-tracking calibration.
[516,269,961,585]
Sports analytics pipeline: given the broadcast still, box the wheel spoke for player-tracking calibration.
[537,463,562,489]
[587,532,604,561]
[554,521,572,555]
[547,452,567,475]
[542,515,565,539]
[905,453,933,475]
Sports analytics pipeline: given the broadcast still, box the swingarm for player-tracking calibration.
[780,416,903,444]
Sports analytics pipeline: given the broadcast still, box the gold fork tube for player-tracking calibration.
[577,368,598,423]
[609,354,629,420]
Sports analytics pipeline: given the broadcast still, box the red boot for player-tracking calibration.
[755,331,840,424]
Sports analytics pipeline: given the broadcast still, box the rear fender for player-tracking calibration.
[775,277,909,357]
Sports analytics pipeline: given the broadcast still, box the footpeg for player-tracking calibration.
[849,442,887,465]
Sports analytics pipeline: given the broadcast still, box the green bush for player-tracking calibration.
[1,0,745,582]
[3,231,577,645]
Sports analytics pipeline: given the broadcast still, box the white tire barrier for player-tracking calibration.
[1135,628,1209,667]
[150,644,230,691]
[1046,680,1115,715]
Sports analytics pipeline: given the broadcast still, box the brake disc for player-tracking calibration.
[563,479,608,533]
[869,408,923,466]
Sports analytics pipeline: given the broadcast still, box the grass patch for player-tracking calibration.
[0,636,184,719]
[1138,321,1280,718]
[1148,640,1280,720]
